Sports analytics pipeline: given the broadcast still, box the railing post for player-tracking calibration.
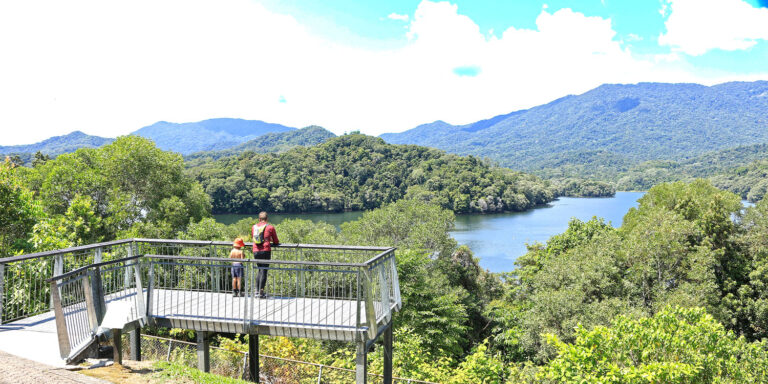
[210,244,220,292]
[356,341,367,384]
[146,261,154,319]
[378,264,391,323]
[133,260,146,324]
[92,266,106,324]
[356,269,362,335]
[0,263,5,325]
[362,270,377,340]
[51,253,64,309]
[83,274,99,332]
[51,280,71,358]
[94,247,102,264]
[390,254,402,309]
[124,243,134,290]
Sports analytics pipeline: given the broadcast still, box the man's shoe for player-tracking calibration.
[259,290,267,299]
[240,290,246,297]
[233,289,239,298]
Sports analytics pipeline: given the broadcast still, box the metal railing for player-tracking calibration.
[46,255,147,360]
[1,239,401,362]
[0,240,135,323]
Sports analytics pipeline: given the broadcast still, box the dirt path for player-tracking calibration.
[0,351,110,384]
[79,361,168,384]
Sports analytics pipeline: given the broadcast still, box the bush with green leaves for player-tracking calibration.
[540,306,768,383]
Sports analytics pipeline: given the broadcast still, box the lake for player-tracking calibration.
[452,192,645,272]
[214,192,646,273]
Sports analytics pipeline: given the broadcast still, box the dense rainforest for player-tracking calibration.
[536,143,768,201]
[186,134,598,215]
[5,136,768,382]
[381,81,768,176]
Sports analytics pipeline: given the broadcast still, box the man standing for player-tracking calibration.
[252,211,279,298]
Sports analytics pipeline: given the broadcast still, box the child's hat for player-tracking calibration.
[233,238,245,248]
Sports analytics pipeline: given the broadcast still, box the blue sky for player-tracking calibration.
[261,0,768,73]
[1,0,768,144]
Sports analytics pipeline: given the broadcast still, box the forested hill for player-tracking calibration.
[381,81,768,173]
[185,126,336,161]
[186,134,557,214]
[0,131,114,164]
[133,118,296,154]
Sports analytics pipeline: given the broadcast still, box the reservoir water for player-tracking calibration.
[214,192,647,272]
[452,192,645,272]
[213,193,757,272]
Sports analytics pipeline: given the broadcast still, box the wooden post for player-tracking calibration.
[249,334,259,382]
[383,323,393,384]
[356,342,367,384]
[197,331,210,372]
[112,329,123,365]
[130,328,141,361]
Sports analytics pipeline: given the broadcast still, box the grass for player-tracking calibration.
[80,360,252,384]
[152,361,251,384]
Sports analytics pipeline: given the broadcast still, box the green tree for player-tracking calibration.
[0,161,42,255]
[540,306,768,383]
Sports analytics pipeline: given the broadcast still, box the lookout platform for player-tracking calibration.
[0,239,400,383]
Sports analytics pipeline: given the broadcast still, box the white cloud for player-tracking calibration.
[660,0,768,55]
[387,13,409,22]
[0,0,765,145]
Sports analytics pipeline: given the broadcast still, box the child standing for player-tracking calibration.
[230,238,246,297]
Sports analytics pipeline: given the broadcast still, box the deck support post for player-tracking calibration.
[130,328,141,361]
[249,333,259,382]
[383,323,393,384]
[356,341,367,384]
[197,331,211,373]
[112,328,123,365]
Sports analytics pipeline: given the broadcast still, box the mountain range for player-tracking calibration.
[0,131,114,163]
[5,81,768,177]
[132,118,296,154]
[381,81,768,175]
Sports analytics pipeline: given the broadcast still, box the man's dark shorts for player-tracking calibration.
[231,263,244,278]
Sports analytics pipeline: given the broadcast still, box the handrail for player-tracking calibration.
[144,254,368,268]
[135,238,391,251]
[0,239,134,264]
[45,255,143,283]
[1,238,392,265]
[363,247,397,267]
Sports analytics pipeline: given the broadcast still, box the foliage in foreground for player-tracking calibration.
[541,306,768,383]
[152,361,251,384]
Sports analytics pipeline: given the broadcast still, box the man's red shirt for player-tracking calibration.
[252,223,279,252]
